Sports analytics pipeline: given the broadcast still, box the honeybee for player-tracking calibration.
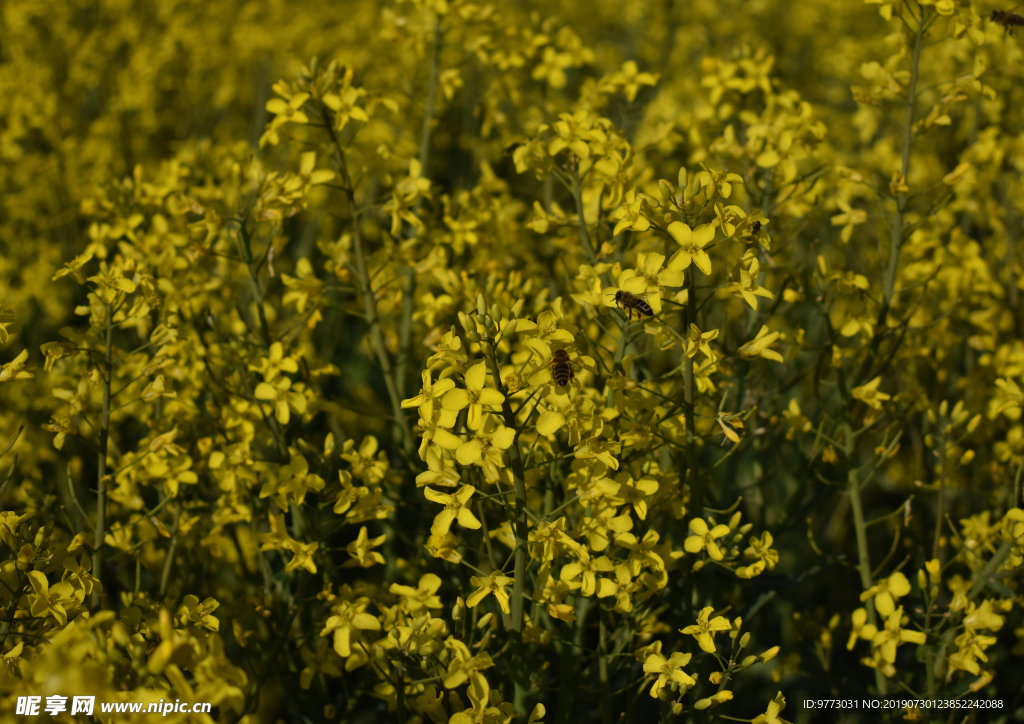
[610,290,654,321]
[992,8,1024,33]
[550,349,574,387]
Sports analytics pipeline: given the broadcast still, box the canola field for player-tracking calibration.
[1,0,1024,722]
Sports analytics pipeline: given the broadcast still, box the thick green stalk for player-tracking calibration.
[92,301,113,609]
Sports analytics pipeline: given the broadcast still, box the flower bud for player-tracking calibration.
[452,597,466,622]
[709,671,723,685]
[511,298,525,318]
[959,450,974,466]
[477,612,494,629]
[758,646,780,663]
[967,414,982,433]
[671,703,683,715]
[739,632,751,649]
[694,698,712,711]
[16,544,32,570]
[477,293,487,317]
[678,167,688,189]
[939,400,948,417]
[742,655,757,667]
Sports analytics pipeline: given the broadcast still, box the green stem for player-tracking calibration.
[396,268,416,401]
[65,462,90,531]
[568,168,630,407]
[396,660,408,724]
[395,14,440,401]
[1011,454,1023,510]
[570,169,597,262]
[684,265,701,517]
[933,426,946,560]
[0,580,26,651]
[158,503,181,599]
[555,596,593,724]
[478,500,512,630]
[238,224,272,348]
[599,610,613,724]
[883,6,927,306]
[480,316,531,711]
[482,329,528,638]
[92,301,113,609]
[322,108,415,457]
[967,540,1012,599]
[243,573,309,717]
[418,14,442,176]
[924,596,937,701]
[848,463,887,696]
